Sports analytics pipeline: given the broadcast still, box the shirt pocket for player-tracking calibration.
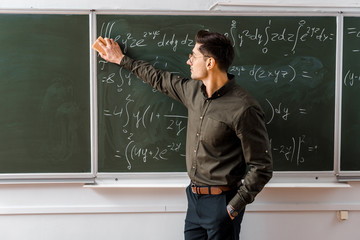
[201,117,233,147]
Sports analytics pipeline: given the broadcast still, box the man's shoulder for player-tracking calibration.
[230,83,260,107]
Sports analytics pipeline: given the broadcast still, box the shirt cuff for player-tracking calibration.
[229,192,247,212]
[119,55,132,67]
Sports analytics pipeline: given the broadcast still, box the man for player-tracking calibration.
[96,30,273,240]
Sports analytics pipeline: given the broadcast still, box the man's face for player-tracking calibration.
[187,43,208,81]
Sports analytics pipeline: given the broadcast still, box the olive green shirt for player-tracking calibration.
[119,55,273,212]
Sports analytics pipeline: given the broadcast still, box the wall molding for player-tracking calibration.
[1,203,359,215]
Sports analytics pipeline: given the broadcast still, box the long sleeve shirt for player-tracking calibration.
[119,55,273,212]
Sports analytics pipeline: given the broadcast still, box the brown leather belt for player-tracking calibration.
[191,183,232,195]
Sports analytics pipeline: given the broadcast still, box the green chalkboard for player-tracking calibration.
[97,15,336,172]
[0,14,91,174]
[341,17,360,171]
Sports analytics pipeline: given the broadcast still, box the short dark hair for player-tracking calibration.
[195,30,234,72]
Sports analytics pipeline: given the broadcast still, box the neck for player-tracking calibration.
[202,71,229,98]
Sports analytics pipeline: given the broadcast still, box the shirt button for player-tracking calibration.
[200,116,203,120]
[196,133,200,137]
[194,149,196,153]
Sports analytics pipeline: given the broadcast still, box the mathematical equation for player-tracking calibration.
[118,138,184,170]
[271,135,318,166]
[100,55,321,88]
[229,63,317,84]
[104,100,187,135]
[345,26,360,53]
[99,55,187,170]
[343,69,360,87]
[99,18,334,55]
[102,92,187,170]
[228,19,334,55]
[265,99,307,124]
[343,25,360,88]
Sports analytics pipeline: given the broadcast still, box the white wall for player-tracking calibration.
[1,1,360,239]
[1,0,360,10]
[0,182,359,239]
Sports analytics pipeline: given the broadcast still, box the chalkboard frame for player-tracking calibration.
[0,10,96,183]
[93,10,343,185]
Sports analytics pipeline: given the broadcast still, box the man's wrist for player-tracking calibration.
[118,55,125,65]
[226,204,238,220]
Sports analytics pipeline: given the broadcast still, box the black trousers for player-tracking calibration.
[184,185,245,240]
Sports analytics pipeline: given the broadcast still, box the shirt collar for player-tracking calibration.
[201,73,236,99]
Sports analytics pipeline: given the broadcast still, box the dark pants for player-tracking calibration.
[184,185,245,240]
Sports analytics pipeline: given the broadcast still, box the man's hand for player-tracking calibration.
[96,37,124,65]
[226,204,238,220]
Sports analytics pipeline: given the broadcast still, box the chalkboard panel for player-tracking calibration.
[341,17,360,171]
[97,15,336,172]
[0,14,91,174]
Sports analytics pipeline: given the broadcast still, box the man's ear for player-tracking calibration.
[206,57,215,70]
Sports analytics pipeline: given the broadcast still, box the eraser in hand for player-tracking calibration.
[92,36,107,55]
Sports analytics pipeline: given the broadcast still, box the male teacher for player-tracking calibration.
[95,30,273,240]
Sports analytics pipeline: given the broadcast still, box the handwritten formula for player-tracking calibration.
[344,24,360,87]
[99,18,334,56]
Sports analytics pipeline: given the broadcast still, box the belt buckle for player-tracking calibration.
[191,183,199,194]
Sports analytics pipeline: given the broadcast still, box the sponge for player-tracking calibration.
[92,36,107,55]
